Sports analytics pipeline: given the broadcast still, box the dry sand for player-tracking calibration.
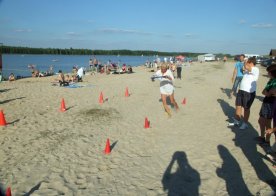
[0,61,275,195]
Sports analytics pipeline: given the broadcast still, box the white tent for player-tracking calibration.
[198,54,216,62]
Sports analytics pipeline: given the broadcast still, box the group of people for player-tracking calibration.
[229,54,276,155]
[89,57,133,75]
[147,58,184,79]
[28,64,54,78]
[57,66,85,86]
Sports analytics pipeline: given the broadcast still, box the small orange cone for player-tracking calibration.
[144,117,150,128]
[182,98,186,105]
[104,138,111,154]
[99,92,104,104]
[60,98,66,112]
[0,110,7,126]
[125,87,129,97]
[6,187,11,196]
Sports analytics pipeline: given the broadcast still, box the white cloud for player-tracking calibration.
[14,29,32,33]
[251,23,274,28]
[98,28,153,35]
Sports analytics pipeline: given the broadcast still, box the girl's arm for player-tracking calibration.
[266,127,276,135]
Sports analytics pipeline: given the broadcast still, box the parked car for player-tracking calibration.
[256,57,269,64]
[261,59,273,67]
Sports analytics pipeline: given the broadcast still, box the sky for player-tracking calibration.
[0,0,276,55]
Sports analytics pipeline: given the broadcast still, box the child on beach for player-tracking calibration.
[230,54,245,98]
[258,64,276,146]
[8,73,15,81]
[228,57,259,129]
[153,64,179,117]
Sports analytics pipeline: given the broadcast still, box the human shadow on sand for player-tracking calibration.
[0,88,12,93]
[217,98,276,193]
[220,87,232,99]
[0,96,25,105]
[216,144,252,195]
[162,151,200,196]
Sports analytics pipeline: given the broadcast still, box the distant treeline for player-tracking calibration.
[0,45,232,58]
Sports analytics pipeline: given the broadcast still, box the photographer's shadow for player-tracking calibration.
[162,151,201,196]
[216,145,252,195]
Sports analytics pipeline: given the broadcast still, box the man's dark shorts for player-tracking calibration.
[236,90,256,109]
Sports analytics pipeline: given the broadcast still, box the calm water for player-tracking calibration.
[1,54,156,78]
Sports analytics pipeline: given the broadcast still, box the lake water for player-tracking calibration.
[1,54,156,78]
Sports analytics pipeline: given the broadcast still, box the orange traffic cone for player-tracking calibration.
[182,98,186,105]
[144,117,150,128]
[6,187,11,196]
[99,92,104,104]
[60,98,66,112]
[0,110,7,126]
[125,87,129,97]
[104,138,111,154]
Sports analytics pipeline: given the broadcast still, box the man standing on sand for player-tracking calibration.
[93,57,98,72]
[228,57,259,129]
[176,60,183,79]
[89,58,93,69]
[230,54,245,98]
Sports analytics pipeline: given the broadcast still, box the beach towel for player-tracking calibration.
[64,83,94,88]
[64,84,84,88]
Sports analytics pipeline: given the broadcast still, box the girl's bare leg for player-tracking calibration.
[169,93,179,111]
[161,94,171,117]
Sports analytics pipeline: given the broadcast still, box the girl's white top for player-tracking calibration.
[155,69,175,95]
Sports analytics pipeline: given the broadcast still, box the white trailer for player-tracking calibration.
[198,54,216,62]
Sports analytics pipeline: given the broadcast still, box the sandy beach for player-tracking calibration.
[0,61,275,195]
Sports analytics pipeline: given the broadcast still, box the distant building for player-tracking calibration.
[197,54,216,62]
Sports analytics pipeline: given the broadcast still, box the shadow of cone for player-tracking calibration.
[6,187,11,196]
[0,110,7,126]
[144,117,150,128]
[125,87,129,97]
[182,98,186,105]
[99,92,104,104]
[60,98,66,112]
[104,139,111,154]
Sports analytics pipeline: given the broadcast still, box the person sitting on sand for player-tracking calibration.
[31,70,39,77]
[76,67,84,82]
[128,65,133,73]
[8,73,15,81]
[64,74,72,83]
[153,64,179,117]
[57,70,69,86]
[121,64,127,73]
